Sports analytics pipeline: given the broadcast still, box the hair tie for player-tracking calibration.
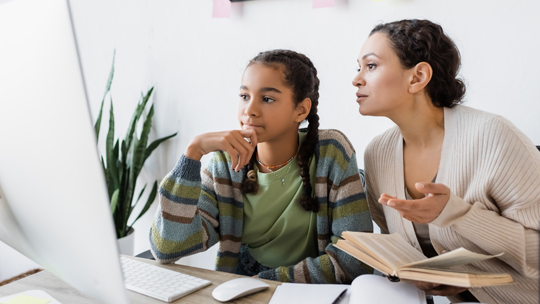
[247,170,257,181]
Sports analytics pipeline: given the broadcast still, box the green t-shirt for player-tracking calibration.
[242,135,318,269]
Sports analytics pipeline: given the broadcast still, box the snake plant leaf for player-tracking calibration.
[94,50,115,142]
[106,99,120,190]
[132,104,154,179]
[136,184,147,204]
[144,132,178,163]
[101,156,114,198]
[94,99,105,141]
[123,87,154,164]
[110,188,119,215]
[113,139,119,164]
[123,135,140,233]
[129,183,147,218]
[130,181,158,227]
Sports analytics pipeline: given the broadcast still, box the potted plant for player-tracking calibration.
[94,52,177,255]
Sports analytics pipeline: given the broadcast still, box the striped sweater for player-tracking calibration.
[364,105,540,304]
[150,129,373,283]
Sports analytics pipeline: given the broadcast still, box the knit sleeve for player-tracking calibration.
[257,151,374,283]
[149,154,221,263]
[430,116,540,279]
[364,139,389,234]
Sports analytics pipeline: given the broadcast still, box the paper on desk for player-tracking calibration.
[268,283,349,304]
[0,291,60,304]
[4,295,50,304]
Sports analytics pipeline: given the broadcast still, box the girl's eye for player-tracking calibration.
[357,68,361,72]
[367,63,377,70]
[239,94,249,100]
[263,97,275,103]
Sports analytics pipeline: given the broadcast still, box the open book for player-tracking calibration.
[334,232,514,288]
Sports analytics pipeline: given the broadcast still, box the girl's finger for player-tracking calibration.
[239,129,258,147]
[223,144,239,170]
[233,132,256,166]
[230,139,248,172]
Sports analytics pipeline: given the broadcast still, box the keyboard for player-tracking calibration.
[120,257,212,302]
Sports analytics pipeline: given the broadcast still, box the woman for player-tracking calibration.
[354,19,539,303]
[150,49,373,283]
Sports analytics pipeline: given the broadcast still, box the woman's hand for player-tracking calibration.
[185,130,258,172]
[403,280,468,296]
[378,183,451,224]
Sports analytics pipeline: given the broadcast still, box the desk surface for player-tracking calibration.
[0,256,281,304]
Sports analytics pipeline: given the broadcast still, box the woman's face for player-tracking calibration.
[238,63,303,143]
[352,32,413,117]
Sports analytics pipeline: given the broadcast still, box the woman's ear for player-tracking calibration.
[295,98,312,123]
[408,62,432,94]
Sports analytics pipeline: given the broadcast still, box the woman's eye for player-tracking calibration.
[357,68,361,72]
[367,63,377,70]
[263,97,275,103]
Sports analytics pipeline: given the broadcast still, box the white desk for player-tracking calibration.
[0,256,281,304]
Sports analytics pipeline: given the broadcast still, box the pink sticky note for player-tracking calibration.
[212,0,231,18]
[313,0,335,8]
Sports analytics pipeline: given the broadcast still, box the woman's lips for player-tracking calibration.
[356,93,368,103]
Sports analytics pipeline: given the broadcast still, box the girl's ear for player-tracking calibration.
[408,62,432,94]
[294,97,312,123]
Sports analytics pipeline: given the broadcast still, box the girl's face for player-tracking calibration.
[238,63,307,143]
[352,33,414,117]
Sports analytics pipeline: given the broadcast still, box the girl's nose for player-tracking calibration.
[244,100,259,117]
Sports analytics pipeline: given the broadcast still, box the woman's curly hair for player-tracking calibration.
[371,19,466,108]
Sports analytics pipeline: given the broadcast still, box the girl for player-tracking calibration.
[354,20,540,303]
[150,49,373,283]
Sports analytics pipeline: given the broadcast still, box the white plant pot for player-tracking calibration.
[117,227,135,256]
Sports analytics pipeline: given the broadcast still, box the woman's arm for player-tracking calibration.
[256,153,374,283]
[149,154,221,263]
[382,117,540,279]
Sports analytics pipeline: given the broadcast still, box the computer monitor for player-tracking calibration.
[0,0,130,303]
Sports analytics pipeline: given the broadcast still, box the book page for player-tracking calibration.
[343,232,427,271]
[402,247,503,269]
[334,240,393,275]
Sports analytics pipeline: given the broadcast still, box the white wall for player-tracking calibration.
[2,0,539,297]
[69,0,540,260]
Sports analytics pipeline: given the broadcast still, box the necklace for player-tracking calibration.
[256,155,296,186]
[256,154,295,169]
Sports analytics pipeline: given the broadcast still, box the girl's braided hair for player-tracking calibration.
[241,49,320,213]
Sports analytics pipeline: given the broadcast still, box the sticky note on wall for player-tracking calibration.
[313,0,335,8]
[212,0,231,18]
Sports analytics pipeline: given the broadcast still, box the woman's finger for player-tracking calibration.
[426,285,468,296]
[415,182,449,195]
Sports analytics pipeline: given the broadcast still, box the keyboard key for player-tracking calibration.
[120,257,212,303]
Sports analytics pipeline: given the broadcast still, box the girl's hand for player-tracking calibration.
[378,183,451,224]
[403,280,468,296]
[185,130,258,172]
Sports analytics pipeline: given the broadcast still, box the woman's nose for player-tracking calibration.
[352,72,365,87]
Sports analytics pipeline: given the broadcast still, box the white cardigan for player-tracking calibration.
[364,105,540,304]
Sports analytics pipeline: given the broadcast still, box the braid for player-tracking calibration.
[247,50,321,212]
[241,149,259,194]
[297,64,320,213]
